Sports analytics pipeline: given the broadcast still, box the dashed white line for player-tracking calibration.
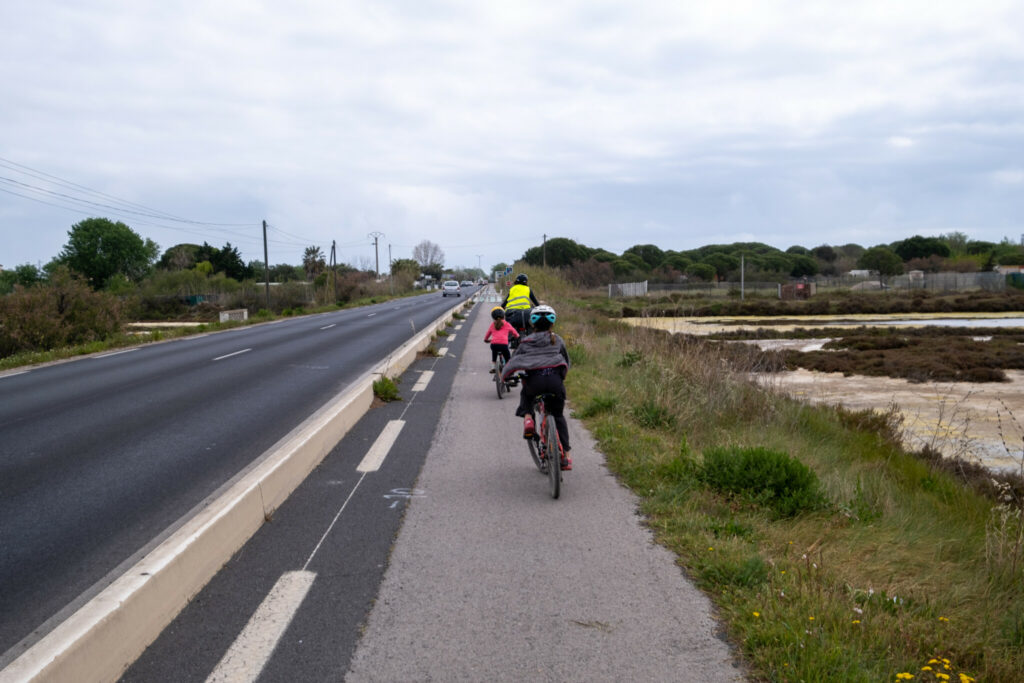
[213,348,252,361]
[357,419,405,473]
[367,312,377,317]
[412,371,434,392]
[437,347,448,356]
[447,334,457,341]
[93,348,139,359]
[320,324,336,330]
[454,324,463,330]
[205,570,316,683]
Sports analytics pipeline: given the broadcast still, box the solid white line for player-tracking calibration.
[412,371,434,392]
[213,348,252,361]
[0,370,30,379]
[356,419,405,473]
[437,347,448,356]
[205,570,316,683]
[303,473,367,569]
[93,348,139,359]
[320,324,336,330]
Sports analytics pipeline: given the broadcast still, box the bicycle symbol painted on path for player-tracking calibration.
[383,488,426,509]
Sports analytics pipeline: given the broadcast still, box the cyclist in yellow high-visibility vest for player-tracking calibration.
[502,273,540,335]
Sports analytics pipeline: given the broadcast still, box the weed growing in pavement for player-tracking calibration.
[372,375,401,402]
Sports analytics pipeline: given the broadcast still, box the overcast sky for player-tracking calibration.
[2,1,1023,274]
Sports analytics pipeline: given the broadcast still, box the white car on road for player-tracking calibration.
[441,280,461,297]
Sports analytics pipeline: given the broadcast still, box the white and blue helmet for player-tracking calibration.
[529,304,556,328]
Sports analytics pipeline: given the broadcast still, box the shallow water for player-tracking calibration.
[624,315,1024,472]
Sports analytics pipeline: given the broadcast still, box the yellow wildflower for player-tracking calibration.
[921,666,932,671]
[852,620,861,624]
[808,616,815,621]
[936,674,950,681]
[938,616,950,623]
[752,612,760,618]
[895,674,915,680]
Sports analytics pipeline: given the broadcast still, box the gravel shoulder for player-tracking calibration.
[345,302,743,682]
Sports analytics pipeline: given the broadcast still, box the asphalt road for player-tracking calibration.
[121,299,475,681]
[0,288,475,664]
[344,299,743,681]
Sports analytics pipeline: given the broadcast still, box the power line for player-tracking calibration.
[0,156,253,227]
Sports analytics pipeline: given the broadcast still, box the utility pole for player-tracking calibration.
[330,240,337,302]
[476,254,482,277]
[262,220,270,311]
[388,244,393,294]
[542,233,547,268]
[368,231,384,279]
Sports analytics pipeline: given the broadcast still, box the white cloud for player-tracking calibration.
[1,0,1023,268]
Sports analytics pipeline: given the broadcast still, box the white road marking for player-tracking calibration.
[93,348,138,359]
[447,334,457,341]
[320,324,336,330]
[213,348,252,361]
[412,371,434,392]
[437,347,448,356]
[454,324,463,330]
[357,419,405,473]
[0,370,30,379]
[205,570,316,683]
[367,312,377,317]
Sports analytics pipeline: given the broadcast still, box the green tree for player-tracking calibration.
[57,217,159,289]
[623,244,665,269]
[522,237,589,267]
[211,243,251,280]
[893,235,951,261]
[858,246,903,286]
[811,245,837,263]
[789,255,819,278]
[303,246,326,280]
[390,258,420,277]
[686,262,717,281]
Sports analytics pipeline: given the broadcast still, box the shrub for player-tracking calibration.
[373,375,401,402]
[0,267,122,357]
[699,445,828,517]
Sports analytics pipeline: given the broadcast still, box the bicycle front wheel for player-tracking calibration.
[544,413,561,499]
[495,358,505,399]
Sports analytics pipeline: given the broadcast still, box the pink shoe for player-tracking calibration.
[561,454,572,471]
[523,415,535,439]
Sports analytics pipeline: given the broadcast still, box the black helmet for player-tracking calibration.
[515,273,528,285]
[490,306,505,320]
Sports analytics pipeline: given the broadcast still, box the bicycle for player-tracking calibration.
[524,392,566,499]
[494,353,508,399]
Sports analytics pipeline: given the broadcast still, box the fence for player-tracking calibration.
[608,281,648,297]
[610,272,1008,298]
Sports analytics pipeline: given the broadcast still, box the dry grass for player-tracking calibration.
[551,291,1024,681]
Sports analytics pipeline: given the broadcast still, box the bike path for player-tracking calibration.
[345,301,744,681]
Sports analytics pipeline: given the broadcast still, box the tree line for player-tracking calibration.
[510,233,1024,287]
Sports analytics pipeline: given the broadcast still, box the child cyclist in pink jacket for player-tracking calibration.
[484,307,519,371]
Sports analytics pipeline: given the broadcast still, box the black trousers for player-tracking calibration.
[505,308,531,336]
[516,373,570,451]
[490,343,510,363]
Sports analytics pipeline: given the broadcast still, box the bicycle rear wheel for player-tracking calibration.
[495,357,505,399]
[544,413,561,499]
[527,436,545,472]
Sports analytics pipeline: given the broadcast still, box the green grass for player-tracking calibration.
[557,299,1020,682]
[372,375,401,402]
